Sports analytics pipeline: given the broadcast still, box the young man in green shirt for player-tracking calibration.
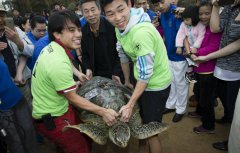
[31,10,118,153]
[101,0,172,152]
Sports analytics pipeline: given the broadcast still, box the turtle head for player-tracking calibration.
[109,122,131,148]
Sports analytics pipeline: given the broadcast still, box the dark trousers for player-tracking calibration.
[139,86,171,123]
[35,106,91,153]
[195,73,217,129]
[0,98,40,153]
[216,78,240,122]
[0,138,7,153]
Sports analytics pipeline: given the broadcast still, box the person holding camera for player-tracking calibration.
[151,0,188,123]
[0,4,34,110]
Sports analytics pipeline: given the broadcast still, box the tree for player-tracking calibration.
[6,0,78,15]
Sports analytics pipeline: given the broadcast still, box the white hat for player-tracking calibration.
[0,4,7,12]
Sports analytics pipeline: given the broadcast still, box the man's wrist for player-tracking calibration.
[186,52,192,58]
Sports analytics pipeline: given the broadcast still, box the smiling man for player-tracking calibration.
[31,10,118,153]
[80,0,122,83]
[101,0,172,153]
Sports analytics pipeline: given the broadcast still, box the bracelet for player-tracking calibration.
[186,52,192,58]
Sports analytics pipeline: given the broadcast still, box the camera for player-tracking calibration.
[171,9,182,16]
[171,9,177,14]
[218,0,234,6]
[0,128,7,137]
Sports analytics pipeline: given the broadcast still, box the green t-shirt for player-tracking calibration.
[116,22,172,90]
[31,42,76,119]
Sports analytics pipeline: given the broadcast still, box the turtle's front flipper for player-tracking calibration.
[63,124,108,145]
[131,122,169,139]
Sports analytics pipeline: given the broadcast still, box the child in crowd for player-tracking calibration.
[175,5,205,83]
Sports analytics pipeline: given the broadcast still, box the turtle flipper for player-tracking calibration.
[63,124,108,145]
[131,122,169,139]
[109,122,131,148]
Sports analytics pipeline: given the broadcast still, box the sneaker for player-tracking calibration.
[188,111,201,118]
[193,125,215,134]
[185,72,197,83]
[212,141,228,151]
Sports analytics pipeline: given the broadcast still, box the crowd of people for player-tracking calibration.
[0,0,239,153]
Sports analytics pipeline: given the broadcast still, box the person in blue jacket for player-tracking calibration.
[152,0,189,122]
[0,59,40,153]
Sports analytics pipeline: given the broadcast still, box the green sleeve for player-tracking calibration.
[132,27,154,57]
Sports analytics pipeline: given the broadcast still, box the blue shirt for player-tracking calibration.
[0,59,22,110]
[27,32,47,70]
[31,34,78,67]
[146,9,157,22]
[32,34,49,67]
[80,17,87,27]
[27,32,40,45]
[160,4,184,61]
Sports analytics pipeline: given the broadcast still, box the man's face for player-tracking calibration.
[104,0,131,31]
[135,0,148,12]
[55,5,61,10]
[55,21,82,50]
[171,0,178,5]
[153,0,170,13]
[13,10,19,16]
[23,19,31,32]
[31,23,47,39]
[82,1,101,25]
[0,12,6,31]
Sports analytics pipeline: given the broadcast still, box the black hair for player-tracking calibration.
[42,9,50,15]
[12,9,18,12]
[101,0,128,10]
[150,0,161,4]
[181,5,199,26]
[199,0,213,8]
[19,17,29,32]
[48,10,81,42]
[79,0,101,9]
[53,2,60,7]
[30,15,46,29]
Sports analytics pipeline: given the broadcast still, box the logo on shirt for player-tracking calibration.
[47,45,54,53]
[135,43,141,51]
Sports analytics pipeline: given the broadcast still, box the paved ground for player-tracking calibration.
[40,85,230,153]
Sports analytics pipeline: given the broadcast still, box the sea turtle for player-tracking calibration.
[63,76,168,148]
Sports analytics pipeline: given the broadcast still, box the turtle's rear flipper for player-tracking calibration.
[131,122,169,139]
[63,124,108,145]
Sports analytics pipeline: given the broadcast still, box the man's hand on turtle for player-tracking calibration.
[102,109,118,126]
[119,104,133,123]
[124,81,134,90]
[86,69,93,80]
[112,75,122,85]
